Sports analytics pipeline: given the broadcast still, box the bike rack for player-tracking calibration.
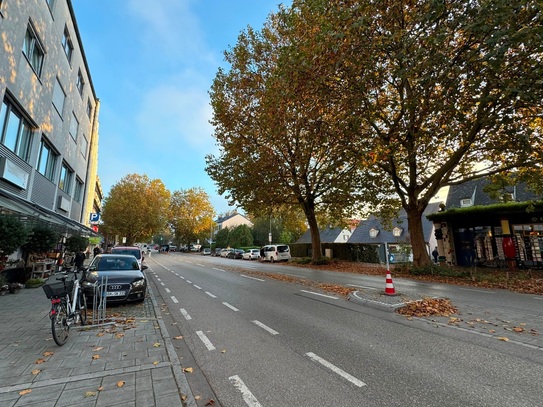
[91,276,108,326]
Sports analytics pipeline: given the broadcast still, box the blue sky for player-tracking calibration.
[71,0,288,215]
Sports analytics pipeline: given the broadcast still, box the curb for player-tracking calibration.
[348,290,407,312]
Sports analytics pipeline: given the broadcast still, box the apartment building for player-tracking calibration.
[0,0,100,236]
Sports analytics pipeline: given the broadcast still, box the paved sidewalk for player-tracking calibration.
[0,281,196,407]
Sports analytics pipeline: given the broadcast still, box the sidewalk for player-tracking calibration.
[0,279,196,407]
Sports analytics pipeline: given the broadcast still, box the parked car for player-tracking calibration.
[242,249,260,260]
[261,244,291,262]
[110,246,144,268]
[227,249,245,259]
[211,248,222,257]
[81,254,147,304]
[201,248,211,255]
[220,248,233,258]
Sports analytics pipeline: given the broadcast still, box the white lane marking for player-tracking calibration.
[459,288,495,294]
[187,280,192,284]
[180,276,185,279]
[534,297,543,300]
[180,308,192,320]
[213,267,225,272]
[165,288,171,293]
[196,331,216,351]
[300,290,338,299]
[252,320,279,335]
[205,291,217,298]
[241,275,265,282]
[194,285,202,290]
[197,263,205,267]
[229,375,263,407]
[223,302,239,312]
[347,284,378,290]
[171,296,178,304]
[305,352,366,388]
[157,278,162,281]
[160,282,165,286]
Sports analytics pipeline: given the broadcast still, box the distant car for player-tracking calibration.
[81,254,147,304]
[211,248,222,257]
[242,249,260,260]
[227,249,244,259]
[220,249,233,258]
[110,246,144,268]
[169,245,177,252]
[201,248,211,255]
[261,244,291,262]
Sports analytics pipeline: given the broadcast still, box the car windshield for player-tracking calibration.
[111,248,141,259]
[278,246,289,253]
[95,257,139,271]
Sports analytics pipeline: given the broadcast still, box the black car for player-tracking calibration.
[227,249,245,259]
[81,254,147,304]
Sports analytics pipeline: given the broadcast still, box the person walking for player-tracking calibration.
[74,248,86,270]
[432,247,439,264]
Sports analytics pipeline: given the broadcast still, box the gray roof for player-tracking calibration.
[348,202,441,244]
[296,227,349,244]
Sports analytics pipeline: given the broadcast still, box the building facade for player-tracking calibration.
[0,0,100,236]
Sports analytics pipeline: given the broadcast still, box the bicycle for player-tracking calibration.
[42,268,87,346]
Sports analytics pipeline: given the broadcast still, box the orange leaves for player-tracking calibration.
[397,297,458,317]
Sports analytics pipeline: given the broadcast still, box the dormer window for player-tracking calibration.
[460,198,473,207]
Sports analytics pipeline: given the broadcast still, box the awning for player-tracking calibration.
[0,189,100,237]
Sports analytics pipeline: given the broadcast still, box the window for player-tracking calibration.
[74,178,84,203]
[80,134,88,157]
[59,162,73,193]
[46,0,55,10]
[52,78,65,117]
[62,27,73,62]
[23,22,45,76]
[0,99,33,161]
[37,138,57,181]
[76,69,84,96]
[86,99,93,118]
[69,112,78,141]
[460,198,473,207]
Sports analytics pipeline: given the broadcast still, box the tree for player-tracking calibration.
[229,224,254,247]
[22,226,59,259]
[0,215,28,257]
[214,227,230,248]
[101,174,170,245]
[65,236,89,253]
[207,8,377,262]
[169,187,215,247]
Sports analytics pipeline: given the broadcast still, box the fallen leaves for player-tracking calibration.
[84,391,97,398]
[117,381,125,388]
[174,335,183,340]
[19,389,31,396]
[183,367,193,373]
[153,342,161,348]
[34,358,46,364]
[31,369,41,375]
[397,298,458,317]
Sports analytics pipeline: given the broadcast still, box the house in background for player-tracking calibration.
[296,226,353,245]
[348,202,442,264]
[215,212,253,231]
[428,178,542,268]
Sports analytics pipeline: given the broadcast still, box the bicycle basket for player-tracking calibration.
[42,280,74,299]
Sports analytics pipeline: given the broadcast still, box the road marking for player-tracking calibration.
[194,285,202,290]
[241,275,265,282]
[165,288,171,293]
[157,278,161,281]
[160,282,165,286]
[300,290,338,299]
[252,320,279,335]
[213,267,226,272]
[197,263,205,267]
[229,375,263,407]
[459,288,495,294]
[187,280,192,284]
[223,302,239,312]
[196,331,216,351]
[179,276,185,279]
[277,272,306,279]
[534,297,543,300]
[180,308,192,320]
[171,296,178,304]
[347,284,378,290]
[305,352,366,387]
[205,291,217,298]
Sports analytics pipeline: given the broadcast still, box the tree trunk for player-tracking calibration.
[406,207,431,267]
[305,207,323,262]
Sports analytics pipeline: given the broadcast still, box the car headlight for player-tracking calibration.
[131,279,146,288]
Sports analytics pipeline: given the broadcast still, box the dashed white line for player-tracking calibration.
[187,280,192,284]
[300,290,338,299]
[252,320,279,335]
[157,278,162,281]
[165,288,171,293]
[179,276,185,279]
[347,284,378,290]
[194,285,202,290]
[459,288,495,294]
[171,296,178,304]
[241,275,265,282]
[223,302,239,312]
[213,267,225,272]
[534,297,543,300]
[160,282,165,286]
[229,375,263,407]
[197,263,205,267]
[196,331,216,351]
[205,291,217,298]
[305,352,366,387]
[180,308,192,320]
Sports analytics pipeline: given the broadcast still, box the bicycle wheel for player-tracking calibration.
[51,302,69,346]
[76,291,87,326]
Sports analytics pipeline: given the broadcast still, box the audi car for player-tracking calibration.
[81,254,147,305]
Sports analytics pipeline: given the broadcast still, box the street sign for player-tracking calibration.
[91,225,99,232]
[90,213,100,222]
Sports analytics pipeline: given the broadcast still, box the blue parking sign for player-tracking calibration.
[90,213,100,222]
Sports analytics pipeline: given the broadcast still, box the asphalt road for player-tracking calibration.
[145,252,543,407]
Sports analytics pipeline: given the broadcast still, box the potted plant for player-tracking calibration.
[0,274,8,295]
[8,282,24,294]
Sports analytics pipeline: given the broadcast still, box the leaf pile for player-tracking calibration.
[396,297,458,317]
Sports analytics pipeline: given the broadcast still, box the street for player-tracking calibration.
[147,252,543,407]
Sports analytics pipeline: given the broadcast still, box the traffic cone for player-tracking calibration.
[384,270,398,296]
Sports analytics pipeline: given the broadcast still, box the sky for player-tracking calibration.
[71,0,289,215]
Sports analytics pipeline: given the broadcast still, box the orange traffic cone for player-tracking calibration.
[384,270,398,296]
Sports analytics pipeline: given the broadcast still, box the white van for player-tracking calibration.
[262,244,291,262]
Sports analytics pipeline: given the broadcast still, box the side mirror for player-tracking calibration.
[141,265,148,271]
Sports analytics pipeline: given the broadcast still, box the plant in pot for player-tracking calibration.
[0,215,28,272]
[0,274,8,295]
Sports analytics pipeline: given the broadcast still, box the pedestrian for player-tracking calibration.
[259,247,264,261]
[74,248,86,270]
[432,247,439,264]
[93,246,101,257]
